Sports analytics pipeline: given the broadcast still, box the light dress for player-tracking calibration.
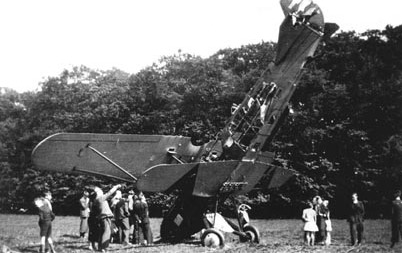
[325,219,332,232]
[324,209,333,232]
[302,208,319,232]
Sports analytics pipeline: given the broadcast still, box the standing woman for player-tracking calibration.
[302,201,319,246]
[322,200,332,245]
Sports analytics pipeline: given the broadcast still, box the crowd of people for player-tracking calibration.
[301,191,402,248]
[33,189,402,251]
[302,195,332,246]
[34,185,153,252]
[84,185,153,252]
[302,193,366,247]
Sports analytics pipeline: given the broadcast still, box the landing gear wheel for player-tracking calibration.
[201,228,225,248]
[243,225,260,243]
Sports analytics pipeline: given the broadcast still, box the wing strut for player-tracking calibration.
[167,148,185,164]
[86,144,138,181]
[72,166,133,183]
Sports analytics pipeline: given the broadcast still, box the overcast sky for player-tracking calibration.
[0,0,401,93]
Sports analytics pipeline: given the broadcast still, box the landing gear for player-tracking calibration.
[202,201,261,247]
[159,192,261,247]
[241,225,260,243]
[200,228,225,248]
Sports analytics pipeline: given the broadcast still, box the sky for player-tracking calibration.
[0,0,401,93]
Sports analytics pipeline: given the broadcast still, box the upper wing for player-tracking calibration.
[32,133,203,181]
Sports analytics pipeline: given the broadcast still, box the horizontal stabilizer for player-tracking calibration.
[323,22,339,40]
[280,0,323,27]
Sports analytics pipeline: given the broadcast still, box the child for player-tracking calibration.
[323,200,332,245]
[34,191,56,253]
[302,201,319,246]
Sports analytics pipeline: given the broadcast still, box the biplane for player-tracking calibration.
[32,0,337,247]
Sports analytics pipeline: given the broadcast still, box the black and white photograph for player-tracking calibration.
[0,0,401,252]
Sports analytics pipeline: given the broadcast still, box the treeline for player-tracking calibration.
[0,26,401,219]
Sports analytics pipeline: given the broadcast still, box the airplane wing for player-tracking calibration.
[137,156,296,197]
[32,133,203,181]
[32,133,294,194]
[137,161,241,195]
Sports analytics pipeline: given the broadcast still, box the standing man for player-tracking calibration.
[133,192,153,245]
[87,190,99,251]
[313,196,326,244]
[93,184,121,252]
[114,192,131,245]
[79,190,90,239]
[127,190,135,239]
[391,190,402,248]
[347,192,365,246]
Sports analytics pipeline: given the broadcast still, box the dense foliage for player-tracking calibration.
[0,26,401,218]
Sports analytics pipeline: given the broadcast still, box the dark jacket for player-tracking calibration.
[133,200,149,223]
[38,201,55,222]
[391,199,402,222]
[114,199,130,220]
[348,201,365,223]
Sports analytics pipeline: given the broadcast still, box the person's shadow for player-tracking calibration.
[16,245,41,253]
[61,234,80,239]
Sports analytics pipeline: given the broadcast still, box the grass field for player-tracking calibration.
[0,214,399,252]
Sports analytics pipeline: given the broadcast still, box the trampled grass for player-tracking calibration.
[0,214,399,252]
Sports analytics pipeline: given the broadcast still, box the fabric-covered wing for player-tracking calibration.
[136,163,198,192]
[137,158,294,197]
[32,133,202,181]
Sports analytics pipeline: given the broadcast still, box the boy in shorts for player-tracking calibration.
[34,191,56,253]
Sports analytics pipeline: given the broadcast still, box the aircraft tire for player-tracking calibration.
[201,228,225,248]
[243,225,260,243]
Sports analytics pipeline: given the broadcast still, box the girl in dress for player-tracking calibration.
[302,201,319,246]
[322,200,332,245]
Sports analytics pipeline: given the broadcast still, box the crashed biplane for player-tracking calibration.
[32,0,337,247]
